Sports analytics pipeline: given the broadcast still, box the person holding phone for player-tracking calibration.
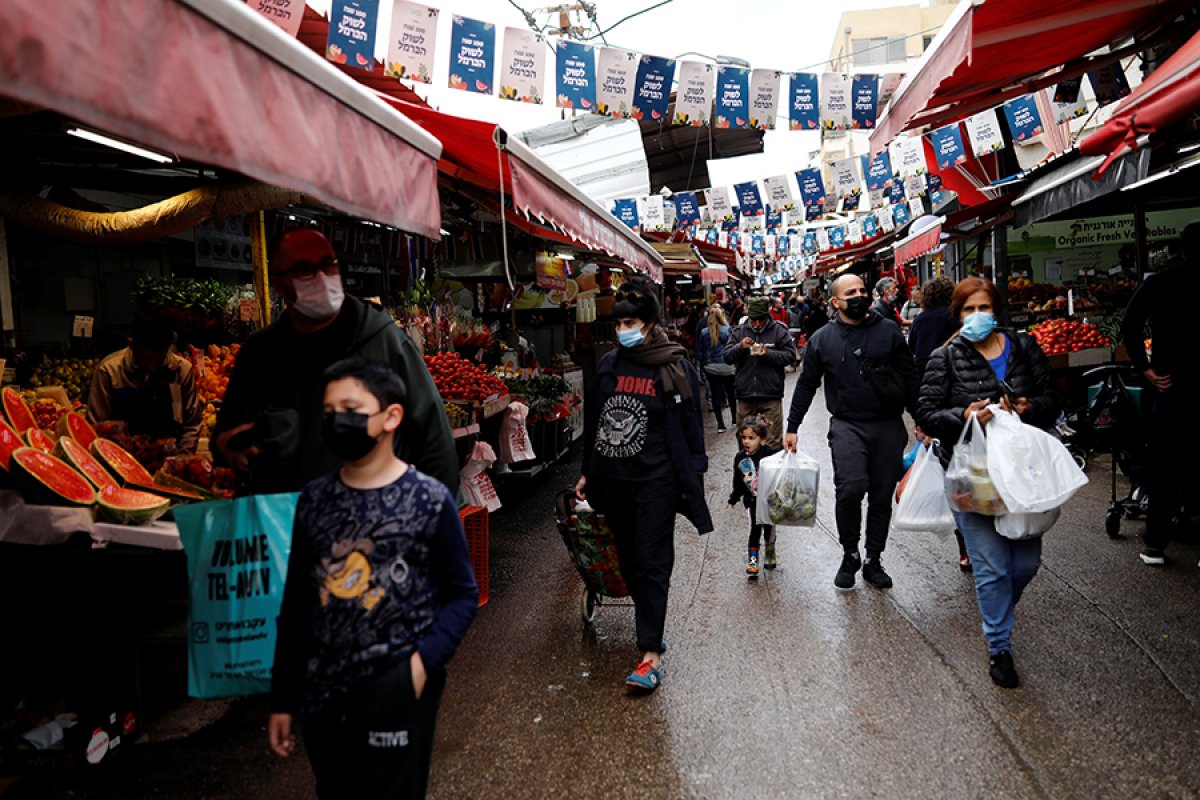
[916,277,1060,689]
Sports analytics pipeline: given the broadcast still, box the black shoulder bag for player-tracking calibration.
[839,326,907,414]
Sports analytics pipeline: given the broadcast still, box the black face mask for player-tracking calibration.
[321,411,381,462]
[840,295,870,320]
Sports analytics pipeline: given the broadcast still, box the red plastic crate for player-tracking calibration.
[459,506,489,607]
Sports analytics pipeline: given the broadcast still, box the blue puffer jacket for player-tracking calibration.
[695,324,731,367]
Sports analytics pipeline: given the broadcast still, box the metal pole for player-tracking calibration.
[1133,201,1149,279]
[992,223,1010,326]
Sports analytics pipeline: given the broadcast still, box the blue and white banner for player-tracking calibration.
[751,234,765,255]
[633,55,675,122]
[762,175,794,210]
[448,16,495,94]
[888,181,906,206]
[749,69,782,130]
[1088,63,1131,108]
[385,1,438,83]
[929,123,967,170]
[674,192,700,225]
[716,66,750,129]
[805,204,823,222]
[796,167,826,210]
[851,74,878,129]
[801,230,816,253]
[327,0,380,71]
[555,39,595,109]
[788,72,819,130]
[926,172,943,193]
[829,226,846,249]
[765,207,783,230]
[820,72,852,131]
[892,202,910,228]
[862,213,878,239]
[865,151,893,192]
[965,108,1005,156]
[1002,95,1044,143]
[734,181,764,216]
[674,61,715,126]
[597,48,638,117]
[612,198,639,230]
[500,27,545,104]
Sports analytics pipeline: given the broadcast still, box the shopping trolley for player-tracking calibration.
[553,489,631,624]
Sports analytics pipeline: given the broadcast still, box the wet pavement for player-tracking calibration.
[10,375,1199,799]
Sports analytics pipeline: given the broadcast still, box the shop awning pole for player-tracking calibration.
[250,211,271,329]
[1134,202,1150,280]
[992,224,1010,326]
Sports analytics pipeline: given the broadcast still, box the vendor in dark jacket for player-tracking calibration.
[784,273,919,591]
[213,230,458,496]
[909,275,959,376]
[916,277,1060,690]
[723,296,798,447]
[576,280,712,693]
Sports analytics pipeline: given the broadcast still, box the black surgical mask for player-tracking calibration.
[322,411,382,462]
[841,296,870,320]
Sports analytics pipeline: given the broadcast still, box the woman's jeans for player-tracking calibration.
[952,510,1042,654]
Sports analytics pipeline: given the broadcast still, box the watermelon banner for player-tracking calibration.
[385,1,438,83]
[612,198,639,230]
[597,48,638,117]
[788,72,819,130]
[765,207,782,230]
[862,213,878,239]
[749,69,782,130]
[796,167,825,210]
[865,150,893,192]
[888,180,906,206]
[674,192,700,225]
[674,61,715,126]
[734,181,764,216]
[555,39,595,110]
[820,72,851,131]
[928,123,966,170]
[716,66,750,129]
[500,27,545,104]
[851,74,878,129]
[327,0,380,70]
[829,226,845,249]
[448,16,495,94]
[1002,94,1044,143]
[1088,63,1131,107]
[632,55,675,122]
[892,202,911,228]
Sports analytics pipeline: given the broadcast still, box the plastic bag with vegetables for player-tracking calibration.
[756,449,821,528]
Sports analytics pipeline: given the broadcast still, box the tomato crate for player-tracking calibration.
[459,505,489,607]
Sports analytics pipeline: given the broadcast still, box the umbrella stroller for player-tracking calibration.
[1065,365,1153,538]
[553,490,631,624]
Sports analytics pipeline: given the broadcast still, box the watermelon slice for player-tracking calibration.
[91,439,155,486]
[2,387,36,434]
[0,418,21,472]
[96,485,170,525]
[24,428,55,453]
[55,437,118,490]
[56,411,98,450]
[10,447,97,506]
[128,480,205,505]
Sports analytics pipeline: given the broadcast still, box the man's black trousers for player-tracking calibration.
[827,416,907,558]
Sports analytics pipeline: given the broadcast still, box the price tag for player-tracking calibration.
[238,298,261,322]
[72,315,94,338]
[1067,289,1075,317]
[1108,266,1123,276]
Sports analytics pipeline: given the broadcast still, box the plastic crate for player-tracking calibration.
[459,506,489,607]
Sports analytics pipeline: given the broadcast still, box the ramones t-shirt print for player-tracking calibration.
[594,361,671,481]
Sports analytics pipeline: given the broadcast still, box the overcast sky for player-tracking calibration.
[307,0,925,187]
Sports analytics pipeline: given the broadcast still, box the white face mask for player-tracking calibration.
[290,271,344,320]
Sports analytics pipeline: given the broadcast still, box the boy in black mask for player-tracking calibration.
[268,358,478,799]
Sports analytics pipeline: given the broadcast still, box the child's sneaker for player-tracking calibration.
[764,544,777,570]
[625,660,661,691]
[746,549,759,578]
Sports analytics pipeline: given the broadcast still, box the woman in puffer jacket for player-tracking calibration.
[916,277,1060,690]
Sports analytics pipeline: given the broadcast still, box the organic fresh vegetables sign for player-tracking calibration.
[1002,95,1044,143]
[555,39,595,109]
[632,55,675,122]
[326,0,380,70]
[448,16,495,94]
[500,27,545,103]
[597,48,638,117]
[674,61,715,126]
[789,72,819,130]
[715,66,750,129]
[386,1,438,83]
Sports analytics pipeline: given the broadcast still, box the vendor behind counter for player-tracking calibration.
[87,318,202,452]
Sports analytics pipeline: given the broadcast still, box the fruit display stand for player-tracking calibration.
[92,520,182,551]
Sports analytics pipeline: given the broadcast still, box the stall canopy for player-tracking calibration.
[1079,26,1200,176]
[380,98,665,283]
[0,0,443,238]
[870,0,1188,155]
[893,216,945,268]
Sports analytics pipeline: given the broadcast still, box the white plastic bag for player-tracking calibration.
[985,404,1088,514]
[461,442,502,512]
[995,507,1061,540]
[891,440,955,535]
[944,413,1006,516]
[498,401,536,463]
[756,449,820,528]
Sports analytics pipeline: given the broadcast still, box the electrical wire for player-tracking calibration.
[507,0,543,32]
[583,0,673,41]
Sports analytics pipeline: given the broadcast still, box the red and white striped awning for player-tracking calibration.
[893,217,945,268]
[701,266,729,285]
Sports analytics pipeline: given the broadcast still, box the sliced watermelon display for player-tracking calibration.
[1,387,37,434]
[0,418,21,472]
[128,480,205,505]
[23,428,55,453]
[96,485,170,525]
[55,437,118,490]
[10,447,97,506]
[56,411,98,450]
[90,439,155,486]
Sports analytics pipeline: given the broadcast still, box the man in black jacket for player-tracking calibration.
[724,296,798,447]
[213,229,458,496]
[784,274,919,590]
